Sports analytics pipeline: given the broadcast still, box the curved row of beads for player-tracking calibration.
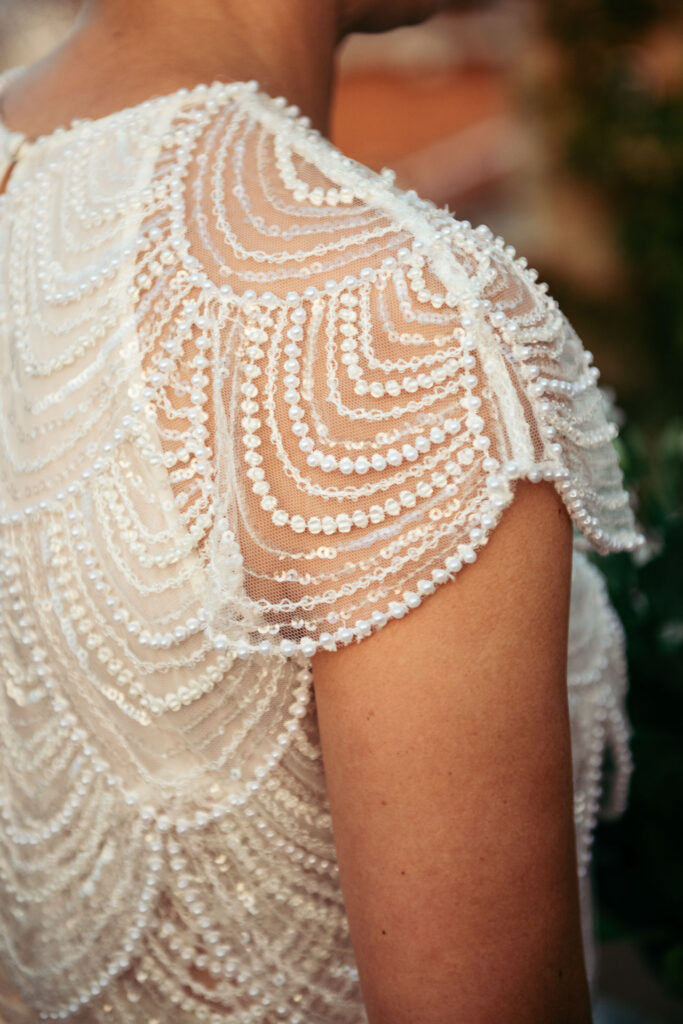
[1,74,645,669]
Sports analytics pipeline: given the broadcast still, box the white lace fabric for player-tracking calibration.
[0,66,645,1022]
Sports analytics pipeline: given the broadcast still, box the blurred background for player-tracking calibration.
[1,1,682,1021]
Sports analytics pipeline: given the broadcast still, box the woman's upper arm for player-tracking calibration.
[311,479,592,1024]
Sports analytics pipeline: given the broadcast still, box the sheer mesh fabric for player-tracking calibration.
[0,67,645,1021]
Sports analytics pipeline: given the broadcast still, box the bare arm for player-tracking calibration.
[311,480,592,1024]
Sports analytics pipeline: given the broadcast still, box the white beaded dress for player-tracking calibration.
[0,65,646,1023]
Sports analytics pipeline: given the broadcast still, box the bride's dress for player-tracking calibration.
[0,65,644,1022]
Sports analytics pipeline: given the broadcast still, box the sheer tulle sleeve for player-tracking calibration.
[165,89,647,658]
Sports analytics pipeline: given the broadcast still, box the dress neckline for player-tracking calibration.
[0,64,258,154]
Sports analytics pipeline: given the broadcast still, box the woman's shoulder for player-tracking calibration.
[189,87,646,659]
[205,80,547,316]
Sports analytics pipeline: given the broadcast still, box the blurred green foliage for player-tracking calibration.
[540,0,683,1001]
[596,419,683,999]
[544,0,683,422]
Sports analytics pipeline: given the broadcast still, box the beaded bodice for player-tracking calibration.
[0,66,645,1022]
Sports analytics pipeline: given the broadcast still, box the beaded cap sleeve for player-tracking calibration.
[0,76,644,663]
[173,88,645,658]
[0,69,644,1021]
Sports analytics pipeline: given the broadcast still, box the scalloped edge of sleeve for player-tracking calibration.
[203,461,647,661]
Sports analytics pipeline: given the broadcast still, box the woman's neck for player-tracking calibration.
[4,0,340,137]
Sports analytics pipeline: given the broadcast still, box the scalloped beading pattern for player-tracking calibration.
[0,71,643,1020]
